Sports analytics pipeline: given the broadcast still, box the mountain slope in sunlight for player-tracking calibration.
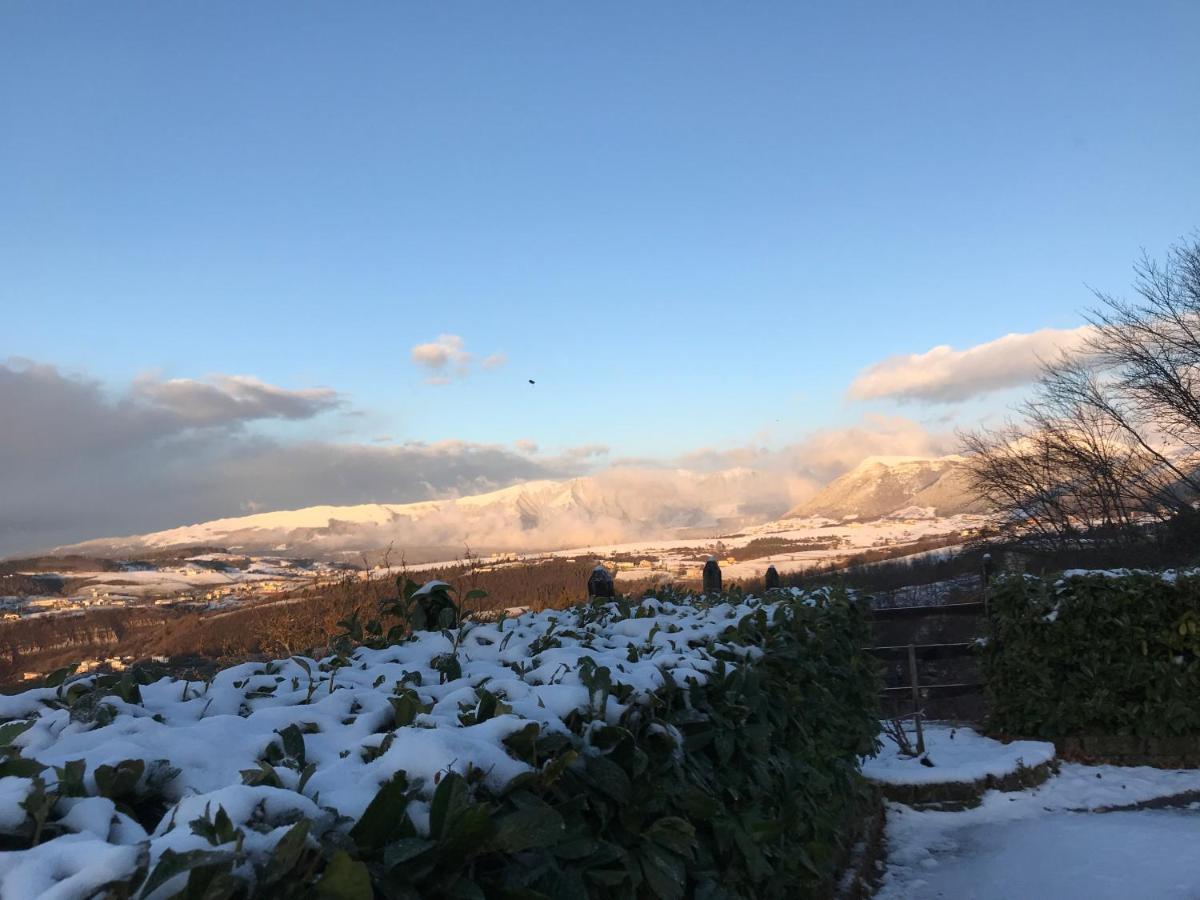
[784,455,988,521]
[53,468,792,559]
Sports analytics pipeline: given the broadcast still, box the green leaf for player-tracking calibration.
[502,722,540,764]
[183,862,238,900]
[240,761,284,788]
[584,756,630,805]
[0,758,46,779]
[491,805,566,853]
[0,720,34,749]
[43,665,77,688]
[539,749,577,788]
[640,845,687,900]
[643,817,695,857]
[349,771,410,851]
[260,819,311,885]
[316,851,372,900]
[389,691,421,727]
[55,759,87,798]
[429,771,468,840]
[94,758,145,801]
[438,803,495,862]
[277,724,306,766]
[447,876,486,900]
[476,690,498,723]
[381,837,435,870]
[138,849,234,898]
[298,762,318,794]
[190,804,241,847]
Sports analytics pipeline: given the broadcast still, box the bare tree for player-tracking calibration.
[961,236,1200,547]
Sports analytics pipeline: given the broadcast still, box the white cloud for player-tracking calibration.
[848,326,1095,404]
[410,335,507,384]
[410,334,471,376]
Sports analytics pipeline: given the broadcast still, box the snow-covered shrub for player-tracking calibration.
[0,586,878,899]
[983,571,1200,738]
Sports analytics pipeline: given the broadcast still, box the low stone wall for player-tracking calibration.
[874,757,1058,809]
[1056,735,1200,768]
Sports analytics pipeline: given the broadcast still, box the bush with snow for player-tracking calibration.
[0,584,879,899]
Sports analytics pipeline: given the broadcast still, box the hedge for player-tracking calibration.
[982,571,1200,738]
[0,585,879,899]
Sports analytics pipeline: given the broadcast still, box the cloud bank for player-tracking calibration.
[674,413,955,499]
[848,326,1095,404]
[0,360,569,554]
[131,373,342,425]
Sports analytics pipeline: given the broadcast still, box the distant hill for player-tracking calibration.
[38,456,990,562]
[784,455,988,521]
[50,468,792,560]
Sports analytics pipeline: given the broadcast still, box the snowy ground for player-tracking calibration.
[874,726,1200,899]
[864,724,1056,787]
[881,809,1200,899]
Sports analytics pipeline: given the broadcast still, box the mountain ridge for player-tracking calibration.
[42,456,987,560]
[48,468,789,560]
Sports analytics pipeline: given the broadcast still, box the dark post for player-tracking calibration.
[981,552,994,616]
[764,564,780,590]
[588,565,615,599]
[907,643,925,755]
[702,556,722,594]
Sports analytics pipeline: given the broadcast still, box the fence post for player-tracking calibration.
[908,642,925,755]
[588,565,615,599]
[702,556,722,594]
[981,552,993,617]
[764,564,780,590]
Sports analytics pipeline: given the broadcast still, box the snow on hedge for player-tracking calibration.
[0,594,780,897]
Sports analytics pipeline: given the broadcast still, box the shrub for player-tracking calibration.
[0,586,878,898]
[982,571,1200,737]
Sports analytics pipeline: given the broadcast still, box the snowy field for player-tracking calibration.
[874,726,1200,899]
[549,514,985,579]
[396,513,987,581]
[0,592,777,898]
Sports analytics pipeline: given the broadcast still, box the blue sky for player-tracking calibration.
[2,2,1199,546]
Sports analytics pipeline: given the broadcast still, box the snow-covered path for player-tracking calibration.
[875,760,1200,899]
[877,808,1200,899]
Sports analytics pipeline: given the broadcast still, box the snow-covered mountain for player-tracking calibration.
[784,455,987,521]
[46,456,989,560]
[54,468,793,559]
